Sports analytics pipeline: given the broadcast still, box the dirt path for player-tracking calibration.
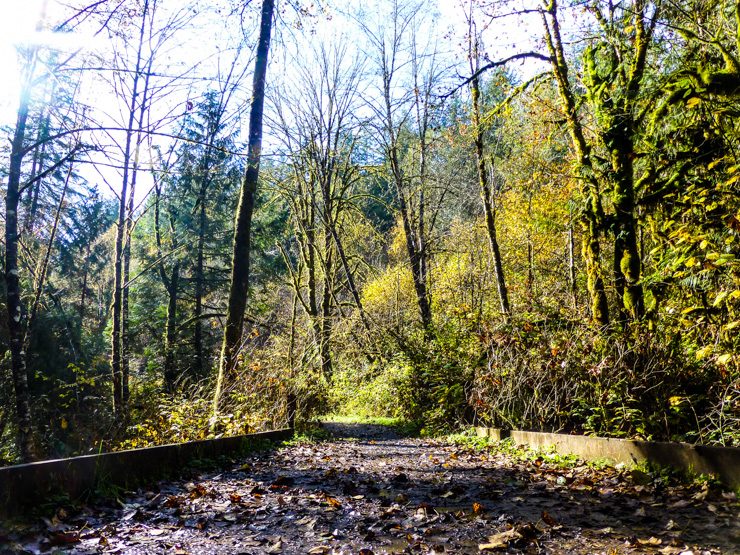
[3,423,738,554]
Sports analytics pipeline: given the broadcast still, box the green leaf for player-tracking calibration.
[695,345,713,360]
[716,353,734,366]
[713,291,729,307]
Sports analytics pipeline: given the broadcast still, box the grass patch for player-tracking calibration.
[444,428,731,489]
[445,428,599,469]
[321,414,422,437]
[321,414,403,426]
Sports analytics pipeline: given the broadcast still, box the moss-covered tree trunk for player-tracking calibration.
[541,0,610,326]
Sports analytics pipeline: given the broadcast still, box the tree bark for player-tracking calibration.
[214,0,274,413]
[541,1,609,326]
[469,65,510,318]
[110,0,148,414]
[5,70,35,462]
[163,264,179,390]
[194,186,207,378]
[568,219,577,310]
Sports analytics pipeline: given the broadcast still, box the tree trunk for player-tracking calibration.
[163,265,179,391]
[122,220,132,406]
[605,117,644,322]
[541,3,609,326]
[5,74,35,462]
[568,220,577,309]
[388,146,432,330]
[319,227,334,383]
[194,190,207,378]
[110,0,148,415]
[154,179,180,392]
[214,0,274,413]
[469,68,510,318]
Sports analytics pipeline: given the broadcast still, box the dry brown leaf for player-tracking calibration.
[541,510,557,526]
[479,527,521,551]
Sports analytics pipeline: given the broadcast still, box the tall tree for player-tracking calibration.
[539,0,659,324]
[466,12,511,318]
[359,0,446,332]
[272,41,368,383]
[107,0,151,415]
[3,1,105,460]
[214,0,275,413]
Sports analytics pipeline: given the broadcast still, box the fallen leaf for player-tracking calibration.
[479,528,520,551]
[541,510,557,526]
[164,495,184,508]
[266,539,283,553]
[48,532,80,546]
[189,484,208,499]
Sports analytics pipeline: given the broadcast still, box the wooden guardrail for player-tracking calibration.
[476,427,740,489]
[0,428,293,515]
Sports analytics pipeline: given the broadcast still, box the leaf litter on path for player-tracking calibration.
[1,422,737,554]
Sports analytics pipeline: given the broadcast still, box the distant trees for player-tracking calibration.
[360,0,449,332]
[2,0,739,461]
[144,90,242,392]
[271,42,367,385]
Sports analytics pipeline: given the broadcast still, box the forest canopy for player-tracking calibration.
[1,0,739,464]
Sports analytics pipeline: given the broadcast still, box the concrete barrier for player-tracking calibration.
[0,429,293,515]
[475,427,509,441]
[476,428,740,489]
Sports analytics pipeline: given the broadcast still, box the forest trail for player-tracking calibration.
[3,423,738,554]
